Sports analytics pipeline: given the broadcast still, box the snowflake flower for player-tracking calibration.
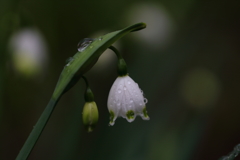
[107,75,149,126]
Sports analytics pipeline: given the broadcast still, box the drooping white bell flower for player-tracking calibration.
[9,28,48,77]
[107,75,149,126]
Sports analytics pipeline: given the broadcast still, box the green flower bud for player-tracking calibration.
[82,102,99,132]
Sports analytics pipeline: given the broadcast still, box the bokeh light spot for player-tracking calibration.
[179,68,221,110]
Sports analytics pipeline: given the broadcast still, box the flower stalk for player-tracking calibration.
[82,76,98,132]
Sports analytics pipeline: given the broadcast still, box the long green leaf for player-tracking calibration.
[16,22,146,160]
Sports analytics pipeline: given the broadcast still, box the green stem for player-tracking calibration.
[16,97,60,160]
[82,76,89,87]
[109,46,128,76]
[108,45,123,59]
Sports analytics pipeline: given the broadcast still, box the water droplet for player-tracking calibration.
[144,98,148,104]
[66,57,74,64]
[127,81,131,84]
[233,152,238,157]
[65,57,74,66]
[221,156,229,160]
[77,38,95,52]
[123,87,126,90]
[98,37,103,41]
[130,99,133,103]
[234,144,240,152]
[118,89,122,93]
[139,103,143,106]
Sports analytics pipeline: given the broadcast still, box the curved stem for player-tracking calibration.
[82,76,89,87]
[108,45,123,60]
[108,46,128,76]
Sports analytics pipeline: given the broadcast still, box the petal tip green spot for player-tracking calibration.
[143,107,150,120]
[126,110,135,119]
[109,110,115,126]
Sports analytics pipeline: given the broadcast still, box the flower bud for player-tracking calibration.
[82,101,99,132]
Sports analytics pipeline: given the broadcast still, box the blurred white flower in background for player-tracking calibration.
[107,75,149,126]
[124,2,174,50]
[8,28,48,78]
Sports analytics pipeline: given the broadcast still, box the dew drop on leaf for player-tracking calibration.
[77,38,95,52]
[65,57,74,66]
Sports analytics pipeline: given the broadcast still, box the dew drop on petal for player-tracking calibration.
[144,98,148,104]
[118,89,122,93]
[123,87,126,90]
[127,81,131,84]
[130,99,133,103]
[77,38,95,52]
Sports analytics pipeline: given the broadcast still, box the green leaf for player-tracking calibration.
[16,22,146,160]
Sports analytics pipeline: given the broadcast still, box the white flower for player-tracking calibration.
[107,75,149,126]
[9,28,48,77]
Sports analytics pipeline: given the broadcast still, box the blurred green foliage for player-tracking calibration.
[0,0,240,160]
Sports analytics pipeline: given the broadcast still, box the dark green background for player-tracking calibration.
[1,0,240,159]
